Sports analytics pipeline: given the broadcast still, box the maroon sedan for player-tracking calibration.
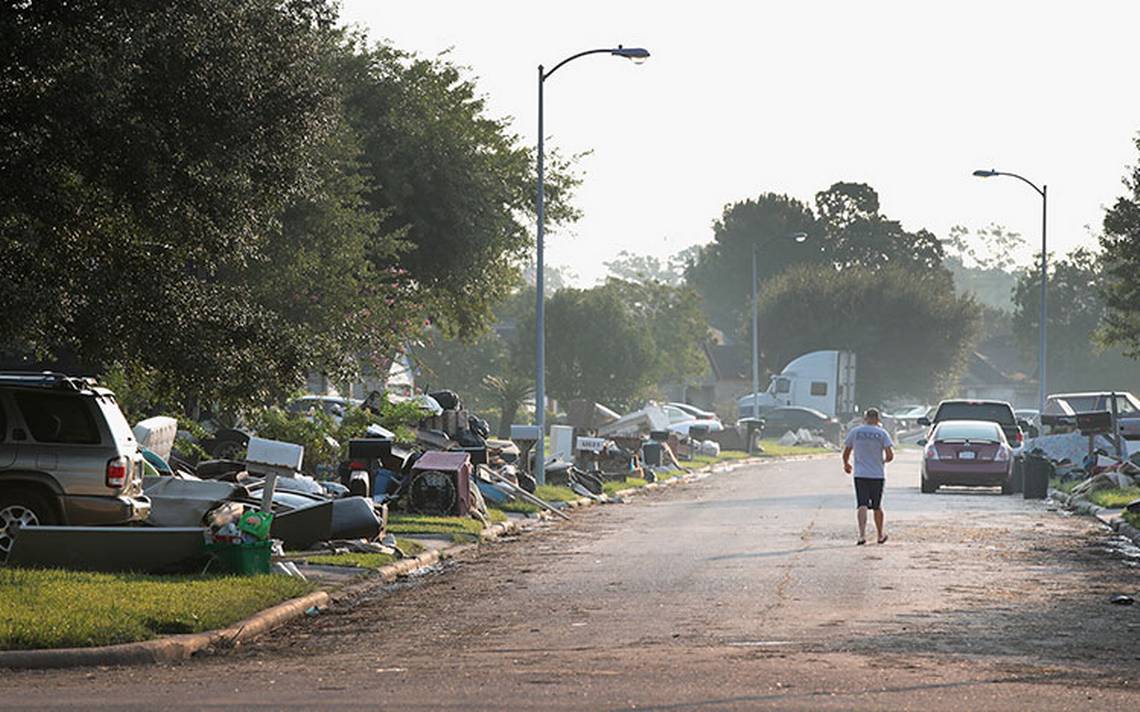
[920,420,1014,494]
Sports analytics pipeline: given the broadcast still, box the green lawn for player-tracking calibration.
[1050,478,1079,494]
[297,538,424,569]
[755,439,834,457]
[1087,486,1140,509]
[386,510,505,540]
[0,568,312,650]
[603,476,649,496]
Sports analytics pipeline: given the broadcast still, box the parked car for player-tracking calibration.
[1041,392,1140,440]
[887,404,930,429]
[667,402,719,422]
[918,399,1029,452]
[663,405,725,436]
[0,372,151,559]
[285,395,363,423]
[753,406,841,442]
[919,419,1015,494]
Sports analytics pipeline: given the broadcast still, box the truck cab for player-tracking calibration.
[738,350,857,419]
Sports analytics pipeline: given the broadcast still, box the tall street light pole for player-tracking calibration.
[535,45,650,486]
[751,233,808,428]
[972,169,1048,412]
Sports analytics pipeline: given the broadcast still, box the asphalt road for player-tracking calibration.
[3,450,1140,710]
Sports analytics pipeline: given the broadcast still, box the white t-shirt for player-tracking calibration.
[844,424,894,479]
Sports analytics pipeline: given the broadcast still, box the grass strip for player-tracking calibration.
[1087,486,1140,509]
[1125,511,1140,529]
[0,568,313,651]
[298,538,425,569]
[754,439,834,457]
[603,476,649,496]
[1050,478,1079,494]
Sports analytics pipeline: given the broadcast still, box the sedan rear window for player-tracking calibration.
[936,403,1015,425]
[936,422,1003,441]
[14,392,100,444]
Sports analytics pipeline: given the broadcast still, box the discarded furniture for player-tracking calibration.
[407,451,472,516]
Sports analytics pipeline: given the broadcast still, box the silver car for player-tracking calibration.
[0,372,150,558]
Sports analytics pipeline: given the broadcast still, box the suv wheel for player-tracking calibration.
[0,491,57,560]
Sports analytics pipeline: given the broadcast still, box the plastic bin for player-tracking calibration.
[642,441,664,467]
[206,540,274,575]
[1022,454,1052,500]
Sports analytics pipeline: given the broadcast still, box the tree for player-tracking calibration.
[686,183,947,335]
[337,41,580,340]
[685,193,822,333]
[942,224,1024,311]
[1014,248,1140,391]
[1100,133,1140,359]
[598,279,709,385]
[0,0,399,409]
[604,246,701,287]
[755,265,980,405]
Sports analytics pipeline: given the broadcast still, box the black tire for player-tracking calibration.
[1000,480,1014,495]
[921,476,937,494]
[0,490,58,560]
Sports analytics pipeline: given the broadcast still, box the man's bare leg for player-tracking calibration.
[857,506,868,543]
[874,509,886,543]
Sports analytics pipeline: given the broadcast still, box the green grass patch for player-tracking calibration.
[298,538,424,569]
[490,484,579,514]
[755,439,833,457]
[685,449,751,467]
[0,568,312,650]
[386,513,487,539]
[1125,511,1140,529]
[1087,486,1140,509]
[1050,478,1079,494]
[603,476,649,496]
[494,500,540,514]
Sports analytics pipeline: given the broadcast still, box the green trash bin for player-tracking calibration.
[206,540,274,575]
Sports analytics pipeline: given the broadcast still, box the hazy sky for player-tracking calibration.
[341,1,1140,285]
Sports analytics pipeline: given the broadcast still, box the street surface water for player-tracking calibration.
[3,450,1139,710]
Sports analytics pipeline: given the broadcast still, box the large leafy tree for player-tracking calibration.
[687,183,946,334]
[338,42,580,340]
[1100,134,1140,359]
[1015,248,1140,391]
[755,265,979,405]
[0,0,393,409]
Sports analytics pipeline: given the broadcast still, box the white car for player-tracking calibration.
[663,405,725,436]
[667,402,720,422]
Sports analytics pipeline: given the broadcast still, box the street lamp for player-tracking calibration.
[972,168,1048,412]
[751,232,809,436]
[534,45,650,486]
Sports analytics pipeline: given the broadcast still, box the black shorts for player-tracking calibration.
[854,477,884,510]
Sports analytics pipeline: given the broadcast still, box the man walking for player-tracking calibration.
[842,408,894,545]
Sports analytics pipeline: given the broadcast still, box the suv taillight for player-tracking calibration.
[106,456,129,488]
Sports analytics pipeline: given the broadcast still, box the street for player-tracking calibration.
[3,450,1139,710]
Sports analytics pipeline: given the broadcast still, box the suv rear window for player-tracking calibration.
[14,392,100,444]
[935,402,1015,425]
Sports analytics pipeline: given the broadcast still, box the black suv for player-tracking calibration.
[918,399,1029,451]
[0,372,150,558]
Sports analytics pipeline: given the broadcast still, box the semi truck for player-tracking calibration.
[737,350,857,419]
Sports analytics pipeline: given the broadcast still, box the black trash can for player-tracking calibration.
[642,441,664,467]
[738,418,764,454]
[1022,453,1052,500]
[1010,456,1025,494]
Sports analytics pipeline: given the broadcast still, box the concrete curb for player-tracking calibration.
[1049,487,1140,548]
[0,590,330,670]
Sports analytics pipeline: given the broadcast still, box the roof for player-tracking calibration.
[704,343,750,381]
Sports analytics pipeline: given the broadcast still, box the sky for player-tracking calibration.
[340,0,1140,285]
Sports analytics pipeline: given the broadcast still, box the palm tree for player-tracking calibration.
[483,374,534,438]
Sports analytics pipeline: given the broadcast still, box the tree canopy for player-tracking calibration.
[1099,134,1140,360]
[1015,248,1139,391]
[755,265,979,405]
[0,1,578,411]
[686,183,947,334]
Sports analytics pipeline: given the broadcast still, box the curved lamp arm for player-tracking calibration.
[973,169,1045,198]
[542,45,650,81]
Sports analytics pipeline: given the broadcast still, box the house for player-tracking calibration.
[956,350,1037,408]
[660,341,752,418]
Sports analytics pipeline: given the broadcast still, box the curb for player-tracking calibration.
[0,520,525,670]
[1049,487,1140,548]
[0,590,330,670]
